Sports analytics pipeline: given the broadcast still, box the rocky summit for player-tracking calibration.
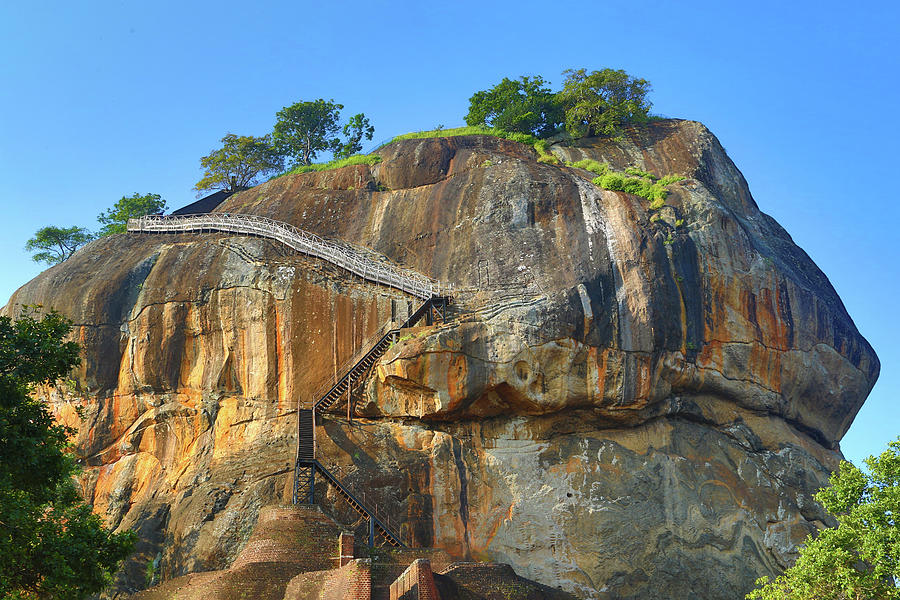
[4,120,879,599]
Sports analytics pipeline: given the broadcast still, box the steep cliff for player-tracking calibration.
[4,120,879,599]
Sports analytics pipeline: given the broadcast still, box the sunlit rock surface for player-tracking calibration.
[5,120,878,599]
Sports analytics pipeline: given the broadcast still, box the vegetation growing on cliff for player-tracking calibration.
[194,133,283,194]
[25,226,94,265]
[97,192,168,236]
[563,158,685,205]
[389,126,559,163]
[196,67,649,185]
[465,68,652,140]
[747,438,900,600]
[0,307,135,599]
[280,152,382,176]
[390,125,528,143]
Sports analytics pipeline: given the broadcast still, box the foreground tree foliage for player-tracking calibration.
[558,68,652,138]
[194,133,283,194]
[0,307,135,599]
[24,226,94,265]
[747,439,900,599]
[465,75,563,136]
[97,192,167,236]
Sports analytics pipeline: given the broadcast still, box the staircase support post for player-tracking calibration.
[369,516,375,548]
[293,463,316,505]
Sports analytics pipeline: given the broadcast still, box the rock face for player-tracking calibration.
[4,120,879,599]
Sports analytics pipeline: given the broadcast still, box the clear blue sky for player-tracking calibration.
[1,1,896,466]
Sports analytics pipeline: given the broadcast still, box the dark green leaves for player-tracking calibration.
[0,308,136,599]
[465,69,652,140]
[558,68,652,138]
[465,75,563,137]
[272,98,345,167]
[336,113,375,160]
[0,308,80,388]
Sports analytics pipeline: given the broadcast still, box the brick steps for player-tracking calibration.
[128,504,573,600]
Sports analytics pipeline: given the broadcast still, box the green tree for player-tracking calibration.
[747,438,900,599]
[194,133,283,194]
[465,75,563,136]
[0,307,136,599]
[24,226,94,265]
[272,99,344,167]
[335,113,375,159]
[97,193,167,236]
[558,68,652,138]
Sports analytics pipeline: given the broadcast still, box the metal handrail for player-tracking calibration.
[309,296,442,412]
[312,460,405,546]
[310,320,397,411]
[126,213,452,300]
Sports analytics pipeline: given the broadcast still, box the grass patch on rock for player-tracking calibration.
[387,126,561,163]
[271,154,382,179]
[285,153,382,175]
[592,171,684,204]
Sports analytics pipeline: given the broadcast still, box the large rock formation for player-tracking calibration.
[4,120,878,599]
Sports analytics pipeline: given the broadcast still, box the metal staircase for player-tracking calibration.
[311,297,446,415]
[294,295,450,547]
[309,459,405,547]
[294,409,316,506]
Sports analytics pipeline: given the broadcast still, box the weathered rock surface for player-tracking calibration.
[4,120,879,599]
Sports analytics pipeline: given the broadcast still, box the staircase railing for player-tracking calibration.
[127,213,452,300]
[310,320,397,413]
[309,297,446,414]
[311,460,406,547]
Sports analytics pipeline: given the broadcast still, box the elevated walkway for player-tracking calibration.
[126,213,451,300]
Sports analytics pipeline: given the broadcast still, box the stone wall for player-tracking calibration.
[390,559,439,600]
[231,505,341,572]
[321,558,371,600]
